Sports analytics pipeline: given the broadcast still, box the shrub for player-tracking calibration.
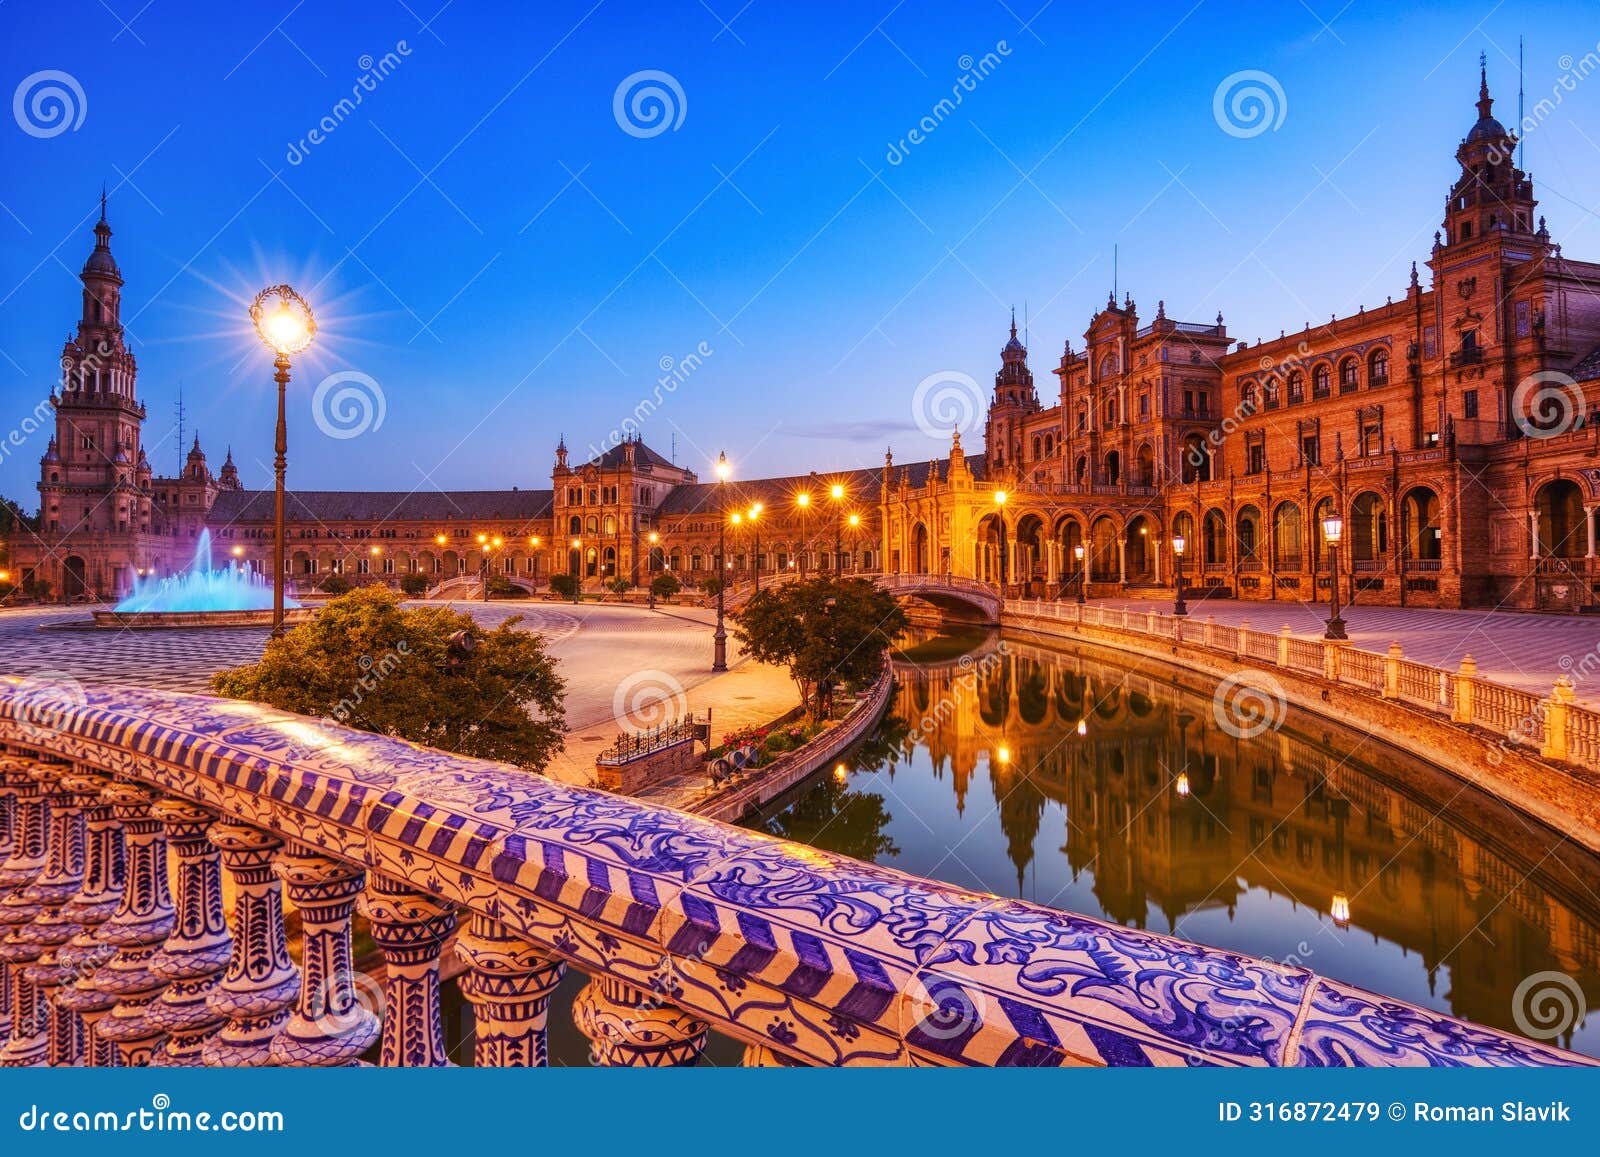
[650,572,681,601]
[485,575,528,598]
[698,575,725,597]
[548,573,578,599]
[606,576,633,597]
[398,573,431,596]
[318,574,353,595]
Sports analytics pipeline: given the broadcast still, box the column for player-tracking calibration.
[1,762,82,1067]
[91,780,175,1067]
[1117,539,1128,584]
[147,800,231,1065]
[52,770,125,1067]
[358,873,456,1067]
[203,824,299,1066]
[1529,511,1540,560]
[1046,541,1058,585]
[1586,505,1597,560]
[0,761,50,1059]
[12,764,87,1067]
[455,913,565,1067]
[572,975,708,1067]
[270,847,379,1067]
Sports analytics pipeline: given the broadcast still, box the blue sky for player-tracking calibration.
[3,1,1598,504]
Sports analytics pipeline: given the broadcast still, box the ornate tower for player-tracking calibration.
[984,312,1039,473]
[1441,58,1537,247]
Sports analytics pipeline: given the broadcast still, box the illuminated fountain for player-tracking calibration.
[92,530,313,629]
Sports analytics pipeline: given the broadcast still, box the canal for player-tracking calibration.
[749,627,1600,1059]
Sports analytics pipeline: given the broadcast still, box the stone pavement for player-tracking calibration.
[1093,594,1600,707]
[0,599,799,788]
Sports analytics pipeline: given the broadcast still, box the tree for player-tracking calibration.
[698,575,724,597]
[212,587,566,771]
[485,574,527,598]
[732,577,906,721]
[650,572,681,601]
[606,576,632,598]
[318,573,352,595]
[548,572,578,600]
[398,572,431,596]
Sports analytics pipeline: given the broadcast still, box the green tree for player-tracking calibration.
[398,572,431,596]
[698,575,724,597]
[485,574,528,598]
[606,576,632,597]
[212,587,566,771]
[548,572,578,600]
[318,573,352,595]
[649,572,681,601]
[732,577,906,721]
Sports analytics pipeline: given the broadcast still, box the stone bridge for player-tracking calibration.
[875,573,1003,625]
[0,678,1588,1068]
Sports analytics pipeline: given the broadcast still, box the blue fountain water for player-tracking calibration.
[114,529,298,613]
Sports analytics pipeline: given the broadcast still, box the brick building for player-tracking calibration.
[8,67,1599,611]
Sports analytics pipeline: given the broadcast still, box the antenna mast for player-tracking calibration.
[1518,36,1525,170]
[174,384,186,476]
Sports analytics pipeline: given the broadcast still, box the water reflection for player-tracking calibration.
[755,629,1600,1057]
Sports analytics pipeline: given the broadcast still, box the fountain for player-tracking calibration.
[90,530,315,629]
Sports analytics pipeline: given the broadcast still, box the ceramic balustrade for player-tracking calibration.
[0,680,1593,1070]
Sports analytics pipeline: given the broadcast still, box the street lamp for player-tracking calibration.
[992,489,1009,591]
[1171,533,1188,617]
[829,483,846,576]
[250,284,315,637]
[713,451,730,672]
[646,531,660,607]
[749,504,763,592]
[1073,543,1086,604]
[569,537,581,603]
[846,512,860,574]
[796,491,811,577]
[1321,513,1347,640]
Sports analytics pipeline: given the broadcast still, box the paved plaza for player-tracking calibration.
[0,600,799,787]
[1095,595,1600,706]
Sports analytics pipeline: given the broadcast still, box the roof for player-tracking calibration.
[206,488,553,526]
[580,440,680,472]
[1572,344,1600,384]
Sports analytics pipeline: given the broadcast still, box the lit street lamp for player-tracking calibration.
[749,503,763,592]
[569,537,582,604]
[1171,533,1188,617]
[250,284,316,637]
[1321,513,1347,640]
[992,489,1009,591]
[795,491,811,577]
[1073,543,1086,605]
[713,451,730,672]
[830,482,846,575]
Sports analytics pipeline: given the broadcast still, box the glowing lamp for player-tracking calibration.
[797,492,810,508]
[1330,893,1351,927]
[1073,544,1085,561]
[993,489,1008,506]
[1175,772,1190,797]
[250,285,316,356]
[1076,719,1087,737]
[1172,534,1186,557]
[1321,515,1344,547]
[715,451,730,481]
[830,484,844,500]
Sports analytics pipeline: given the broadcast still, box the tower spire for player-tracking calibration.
[99,183,107,222]
[1477,50,1493,120]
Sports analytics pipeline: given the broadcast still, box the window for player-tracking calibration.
[1361,421,1383,457]
[1247,443,1266,474]
[1301,436,1319,466]
[1287,371,1304,404]
[1516,300,1531,338]
[1369,348,1388,385]
[1139,393,1149,417]
[1183,389,1194,413]
[1197,391,1209,415]
[1463,389,1479,420]
[1339,358,1359,392]
[1424,326,1437,358]
[1312,364,1331,398]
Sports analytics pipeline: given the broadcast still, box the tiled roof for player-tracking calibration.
[206,488,553,526]
[1572,344,1600,384]
[580,441,680,471]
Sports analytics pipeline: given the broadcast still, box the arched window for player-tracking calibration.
[1351,492,1387,562]
[1099,352,1119,378]
[1104,396,1118,426]
[1032,435,1042,460]
[1263,377,1279,408]
[1312,363,1331,397]
[1339,357,1359,391]
[1286,370,1304,403]
[1202,509,1227,566]
[1236,506,1261,561]
[1369,347,1389,385]
[1241,381,1260,413]
[568,515,580,535]
[1272,503,1302,570]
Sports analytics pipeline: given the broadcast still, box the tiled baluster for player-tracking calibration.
[203,824,298,1066]
[573,975,708,1067]
[12,764,88,1066]
[147,801,231,1065]
[455,914,565,1067]
[0,761,50,1062]
[358,873,456,1067]
[94,782,175,1066]
[51,771,125,1067]
[270,848,378,1066]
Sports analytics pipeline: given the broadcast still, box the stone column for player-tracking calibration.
[455,913,565,1067]
[573,975,708,1067]
[1587,505,1597,560]
[147,800,231,1065]
[51,771,125,1067]
[11,764,88,1067]
[1117,539,1128,584]
[203,824,299,1066]
[92,780,175,1066]
[1,762,82,1067]
[0,761,50,1059]
[358,873,456,1067]
[270,847,378,1067]
[1529,510,1540,560]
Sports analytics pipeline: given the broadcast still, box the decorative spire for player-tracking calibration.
[1009,307,1017,341]
[1477,51,1493,121]
[99,183,108,222]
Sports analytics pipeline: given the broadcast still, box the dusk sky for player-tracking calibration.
[3,1,1598,503]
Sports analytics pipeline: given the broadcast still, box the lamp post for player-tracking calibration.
[1322,514,1347,640]
[713,451,730,672]
[477,535,502,601]
[1073,543,1086,604]
[830,483,846,575]
[1171,533,1188,617]
[646,531,659,608]
[250,285,316,638]
[846,512,860,574]
[992,489,1009,591]
[749,503,763,592]
[569,538,581,604]
[796,491,811,577]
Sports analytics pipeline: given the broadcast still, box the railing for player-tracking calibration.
[999,598,1599,776]
[0,681,1590,1069]
[595,716,705,765]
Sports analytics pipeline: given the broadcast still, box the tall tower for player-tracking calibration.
[984,312,1040,473]
[1441,58,1538,246]
[40,198,149,539]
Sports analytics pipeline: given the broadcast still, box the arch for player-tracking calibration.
[1535,479,1586,559]
[1272,501,1303,570]
[1338,356,1359,391]
[1088,515,1119,581]
[1350,491,1387,562]
[1015,513,1046,582]
[1240,380,1260,414]
[1287,369,1305,404]
[1202,508,1228,566]
[1312,362,1332,397]
[1235,504,1262,562]
[1369,346,1390,385]
[1311,496,1336,570]
[1104,450,1120,485]
[1181,434,1211,482]
[1074,455,1089,485]
[1401,486,1441,561]
[1124,515,1156,582]
[602,514,617,536]
[568,514,581,535]
[1055,515,1084,578]
[911,522,929,574]
[1135,442,1155,487]
[63,556,88,599]
[975,513,1006,584]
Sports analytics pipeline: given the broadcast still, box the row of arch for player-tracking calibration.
[1240,346,1391,411]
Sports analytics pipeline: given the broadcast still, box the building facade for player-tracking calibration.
[8,68,1599,610]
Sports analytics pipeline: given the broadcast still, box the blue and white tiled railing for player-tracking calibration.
[0,679,1591,1068]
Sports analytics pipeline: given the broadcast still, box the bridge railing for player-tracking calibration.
[1001,597,1597,774]
[0,679,1590,1069]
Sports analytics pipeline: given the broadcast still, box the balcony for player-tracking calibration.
[1449,347,1484,368]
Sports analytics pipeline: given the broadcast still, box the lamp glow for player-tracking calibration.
[1172,534,1186,556]
[1175,772,1190,796]
[1330,893,1351,927]
[249,285,316,356]
[1322,514,1344,547]
[715,451,730,481]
